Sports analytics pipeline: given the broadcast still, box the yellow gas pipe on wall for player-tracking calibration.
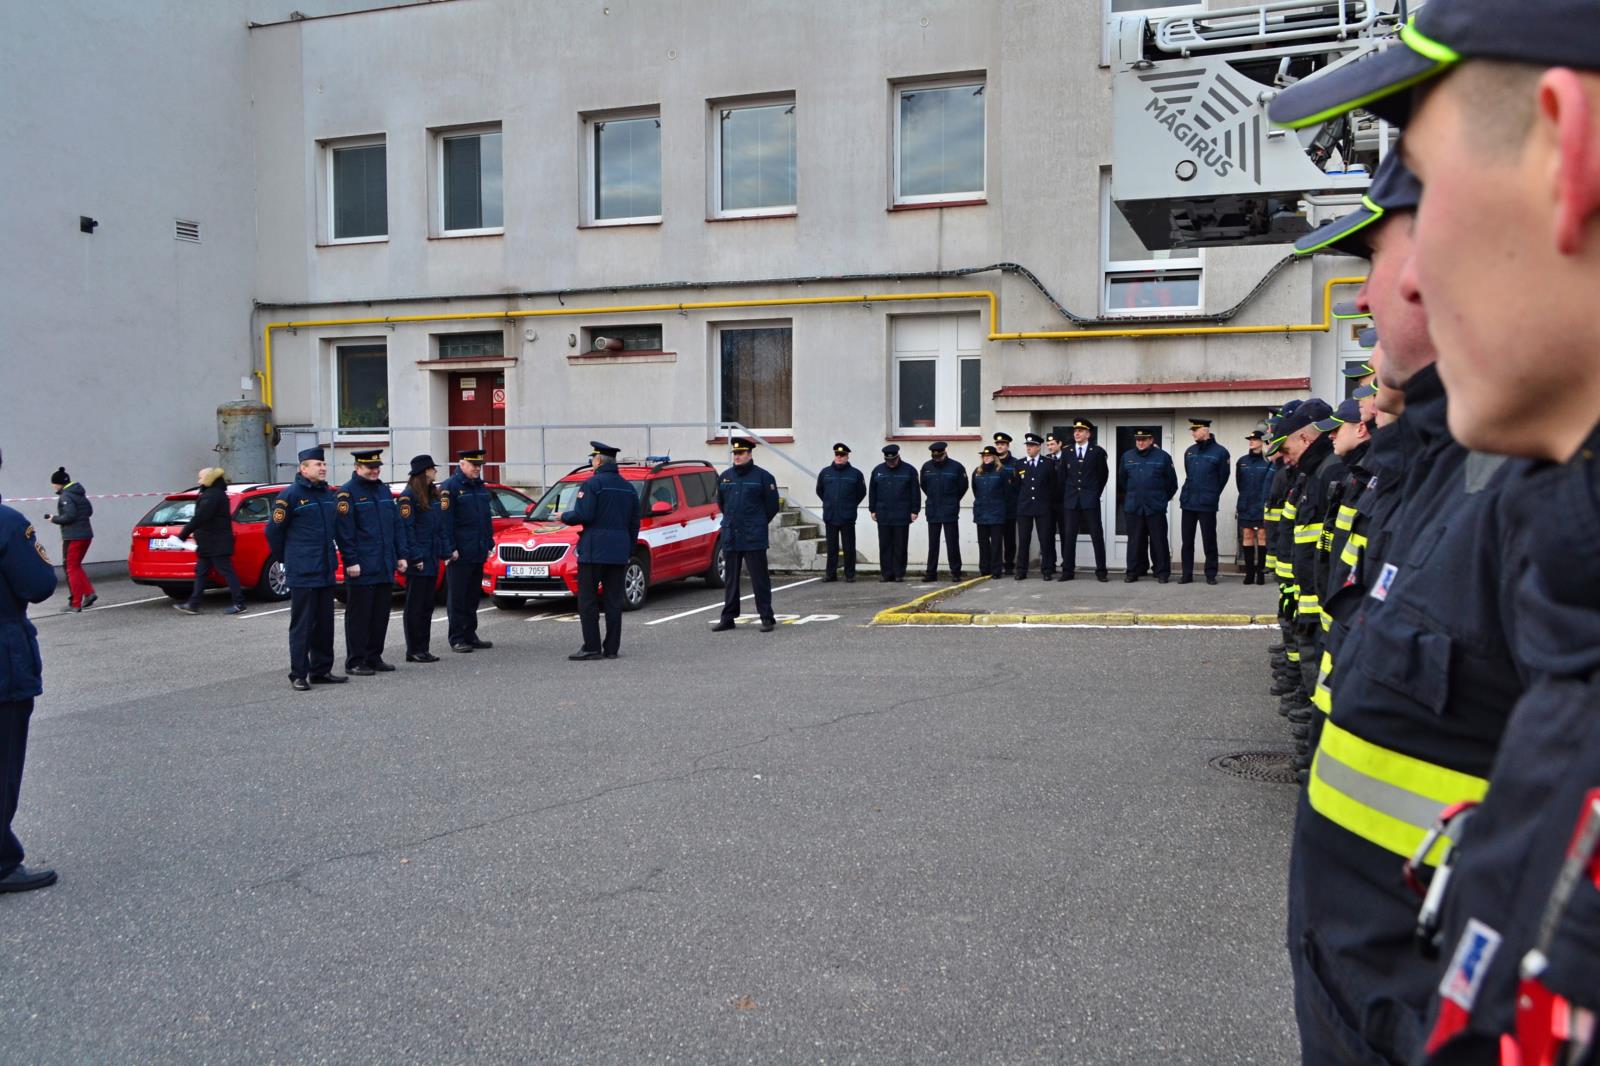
[254,276,1366,412]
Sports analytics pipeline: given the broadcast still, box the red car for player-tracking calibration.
[331,482,536,597]
[129,481,536,601]
[482,459,725,610]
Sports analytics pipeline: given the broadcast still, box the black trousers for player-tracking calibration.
[403,565,436,655]
[186,552,243,608]
[1181,510,1221,579]
[924,522,962,578]
[721,550,773,623]
[1001,517,1017,573]
[1016,513,1056,577]
[577,562,626,655]
[446,558,485,646]
[1126,512,1171,579]
[344,582,394,669]
[288,585,336,680]
[824,523,856,578]
[1,699,34,874]
[976,524,1005,577]
[1062,506,1108,576]
[877,524,911,580]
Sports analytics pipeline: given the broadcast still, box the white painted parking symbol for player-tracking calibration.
[711,613,839,627]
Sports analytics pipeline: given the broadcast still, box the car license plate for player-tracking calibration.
[507,564,548,578]
[148,536,194,551]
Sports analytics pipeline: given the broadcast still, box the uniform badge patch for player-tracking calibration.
[1368,475,1379,490]
[272,504,287,524]
[398,498,412,519]
[440,495,451,510]
[336,498,350,515]
[1370,562,1398,601]
[1439,919,1501,1011]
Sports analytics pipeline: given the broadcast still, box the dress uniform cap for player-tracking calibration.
[881,444,901,457]
[728,437,757,452]
[588,440,620,458]
[992,432,1013,444]
[980,445,999,457]
[408,454,437,476]
[1072,418,1095,432]
[456,448,486,462]
[352,449,383,466]
[832,442,851,455]
[297,447,326,462]
[1246,430,1266,441]
[1189,418,1213,429]
[1133,429,1155,439]
[928,441,948,453]
[1023,432,1044,445]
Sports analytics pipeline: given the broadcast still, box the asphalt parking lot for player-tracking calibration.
[4,573,1300,1064]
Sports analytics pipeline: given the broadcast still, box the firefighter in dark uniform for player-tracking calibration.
[266,446,346,691]
[1234,431,1272,585]
[0,447,61,894]
[439,448,495,653]
[1306,398,1372,716]
[970,446,1009,578]
[1178,418,1231,585]
[1060,418,1110,581]
[561,442,642,659]
[398,454,450,663]
[336,449,410,675]
[1120,429,1177,583]
[919,442,968,581]
[712,438,780,632]
[992,432,1022,574]
[1013,432,1057,580]
[1264,405,1304,719]
[868,444,919,582]
[815,443,866,583]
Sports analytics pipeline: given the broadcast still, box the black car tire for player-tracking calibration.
[255,558,291,602]
[702,540,727,589]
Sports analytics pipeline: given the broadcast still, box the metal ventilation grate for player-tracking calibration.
[175,219,201,243]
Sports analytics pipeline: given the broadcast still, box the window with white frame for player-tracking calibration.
[325,136,387,242]
[716,322,792,434]
[334,343,388,431]
[587,109,662,224]
[894,77,986,205]
[437,125,503,235]
[1101,170,1202,315]
[713,97,796,217]
[891,313,983,433]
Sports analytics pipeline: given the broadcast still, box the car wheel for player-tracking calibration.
[702,539,727,588]
[161,584,190,600]
[255,559,290,602]
[492,595,521,610]
[621,556,649,611]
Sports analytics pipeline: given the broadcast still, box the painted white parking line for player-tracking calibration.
[645,577,822,625]
[432,605,497,624]
[83,596,167,612]
[241,605,293,619]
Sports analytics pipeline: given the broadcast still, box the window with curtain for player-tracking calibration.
[718,325,793,431]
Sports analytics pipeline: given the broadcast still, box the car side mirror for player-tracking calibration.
[650,500,673,516]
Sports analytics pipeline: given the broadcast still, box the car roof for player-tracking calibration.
[558,460,716,483]
[158,483,285,501]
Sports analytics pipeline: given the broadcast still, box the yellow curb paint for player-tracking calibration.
[974,613,1027,625]
[1023,612,1138,626]
[1136,613,1257,626]
[870,575,991,625]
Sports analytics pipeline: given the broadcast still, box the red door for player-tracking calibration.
[448,372,506,481]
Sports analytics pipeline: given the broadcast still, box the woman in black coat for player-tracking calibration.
[175,467,246,615]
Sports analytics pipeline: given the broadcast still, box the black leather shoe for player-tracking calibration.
[951,573,965,582]
[1059,573,1074,581]
[468,639,494,650]
[602,651,619,659]
[370,659,397,672]
[1124,574,1138,583]
[0,864,57,893]
[822,574,837,582]
[309,674,348,684]
[880,576,893,584]
[406,653,440,663]
[711,620,735,632]
[1042,574,1055,582]
[290,677,311,691]
[1206,576,1218,585]
[568,650,602,661]
[1015,573,1027,581]
[759,620,776,632]
[1096,573,1109,583]
[347,664,376,676]
[450,643,474,653]
[845,575,856,583]
[1178,575,1193,585]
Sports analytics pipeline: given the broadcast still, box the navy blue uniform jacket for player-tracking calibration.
[398,486,450,570]
[0,502,59,701]
[1179,438,1232,512]
[815,463,867,525]
[560,462,642,565]
[717,463,780,552]
[1121,447,1178,515]
[869,462,920,525]
[266,474,341,589]
[1234,453,1272,523]
[919,458,968,524]
[1060,445,1110,510]
[970,465,1009,525]
[336,476,412,585]
[439,471,495,564]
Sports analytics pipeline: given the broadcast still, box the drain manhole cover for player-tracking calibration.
[1209,750,1300,785]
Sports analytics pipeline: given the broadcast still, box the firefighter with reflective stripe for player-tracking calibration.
[1311,389,1380,716]
[1279,400,1341,769]
[439,448,495,653]
[1264,404,1307,723]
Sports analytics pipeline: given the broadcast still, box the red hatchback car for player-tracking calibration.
[483,460,725,610]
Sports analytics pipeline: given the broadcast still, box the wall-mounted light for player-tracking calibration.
[80,216,98,234]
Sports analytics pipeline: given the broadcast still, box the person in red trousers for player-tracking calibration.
[44,467,95,613]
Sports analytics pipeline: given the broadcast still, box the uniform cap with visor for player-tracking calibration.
[1314,397,1364,431]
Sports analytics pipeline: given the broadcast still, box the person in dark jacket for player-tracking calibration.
[44,467,95,612]
[1234,432,1272,585]
[439,448,495,653]
[174,467,246,614]
[970,446,1008,578]
[265,447,347,691]
[1060,418,1110,581]
[398,455,452,663]
[1178,418,1231,585]
[993,432,1022,573]
[919,442,968,581]
[1013,432,1058,580]
[561,442,643,659]
[815,443,866,583]
[713,438,781,632]
[0,447,61,893]
[1121,430,1177,582]
[868,444,920,582]
[336,450,411,675]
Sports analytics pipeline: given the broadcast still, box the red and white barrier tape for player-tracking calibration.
[3,491,178,503]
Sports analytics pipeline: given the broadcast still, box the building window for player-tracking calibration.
[588,109,661,225]
[326,137,387,242]
[437,331,505,360]
[1101,170,1202,315]
[438,125,503,234]
[890,313,984,433]
[894,78,985,205]
[716,323,792,433]
[713,97,796,218]
[584,325,664,353]
[335,344,388,430]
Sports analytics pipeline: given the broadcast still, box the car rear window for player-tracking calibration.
[234,496,272,524]
[682,472,710,508]
[696,471,718,504]
[138,499,195,526]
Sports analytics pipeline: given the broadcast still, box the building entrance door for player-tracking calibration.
[448,371,506,481]
[1107,418,1171,571]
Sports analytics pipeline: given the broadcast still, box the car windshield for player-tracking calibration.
[138,499,195,526]
[525,478,650,520]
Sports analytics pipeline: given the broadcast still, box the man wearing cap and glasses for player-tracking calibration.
[1178,418,1230,586]
[561,442,642,660]
[712,439,780,632]
[814,444,865,583]
[1060,419,1110,582]
[266,447,347,691]
[440,449,496,653]
[919,442,967,582]
[335,450,410,676]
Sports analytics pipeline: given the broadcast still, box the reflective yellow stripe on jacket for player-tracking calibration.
[1308,720,1489,865]
[1340,532,1368,570]
[1311,650,1334,713]
[1335,504,1357,532]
